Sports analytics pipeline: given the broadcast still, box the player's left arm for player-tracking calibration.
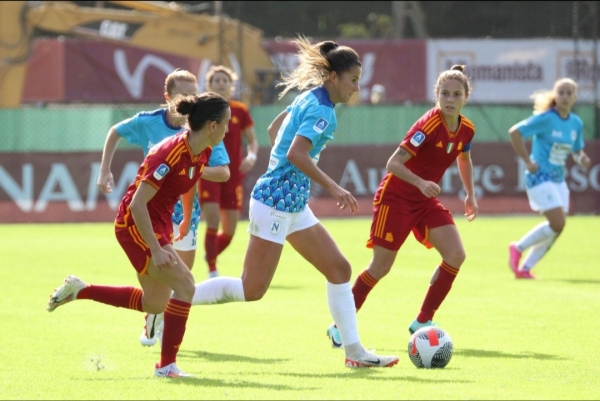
[239,125,259,174]
[175,184,196,241]
[457,149,478,221]
[201,165,230,182]
[571,124,591,169]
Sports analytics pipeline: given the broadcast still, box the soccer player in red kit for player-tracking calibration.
[46,92,231,378]
[327,65,478,347]
[199,65,258,278]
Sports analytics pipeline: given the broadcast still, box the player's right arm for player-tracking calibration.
[97,126,122,194]
[386,146,440,198]
[267,110,288,146]
[508,125,537,173]
[130,181,178,270]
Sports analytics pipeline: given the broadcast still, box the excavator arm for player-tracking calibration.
[0,1,274,107]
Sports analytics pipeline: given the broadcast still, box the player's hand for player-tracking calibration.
[464,194,478,222]
[239,156,256,174]
[174,218,191,241]
[152,248,178,271]
[525,160,538,173]
[418,180,441,198]
[331,186,359,215]
[579,153,591,169]
[97,171,114,194]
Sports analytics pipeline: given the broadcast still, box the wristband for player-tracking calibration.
[247,153,257,162]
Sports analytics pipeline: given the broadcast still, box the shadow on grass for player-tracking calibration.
[76,375,313,390]
[545,278,600,285]
[277,371,471,383]
[268,284,303,290]
[177,349,290,364]
[456,348,566,360]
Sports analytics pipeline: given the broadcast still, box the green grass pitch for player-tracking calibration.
[1,215,599,400]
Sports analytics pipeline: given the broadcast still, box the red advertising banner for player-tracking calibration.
[1,141,598,223]
[21,39,206,104]
[264,39,428,104]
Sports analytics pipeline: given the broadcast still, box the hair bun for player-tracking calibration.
[451,64,466,73]
[320,41,339,55]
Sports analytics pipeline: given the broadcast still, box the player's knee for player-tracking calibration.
[326,259,352,283]
[243,285,267,302]
[172,275,196,301]
[445,248,466,268]
[549,220,565,234]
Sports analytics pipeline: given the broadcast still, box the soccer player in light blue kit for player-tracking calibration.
[97,69,230,345]
[508,78,592,279]
[188,36,399,368]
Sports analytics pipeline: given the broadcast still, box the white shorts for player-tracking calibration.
[247,198,319,245]
[172,223,198,251]
[526,181,569,213]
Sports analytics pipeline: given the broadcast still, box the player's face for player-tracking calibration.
[437,79,467,118]
[208,72,233,100]
[331,65,362,104]
[210,107,231,145]
[170,79,198,99]
[554,82,577,112]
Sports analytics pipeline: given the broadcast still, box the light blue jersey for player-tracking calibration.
[251,86,336,212]
[516,108,584,188]
[115,108,230,228]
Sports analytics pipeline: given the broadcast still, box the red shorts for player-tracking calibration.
[367,196,455,251]
[115,224,173,275]
[199,177,243,211]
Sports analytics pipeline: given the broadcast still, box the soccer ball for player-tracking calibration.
[408,326,453,368]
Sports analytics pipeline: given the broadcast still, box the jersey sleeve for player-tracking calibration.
[296,104,332,145]
[515,113,551,139]
[115,113,146,147]
[140,150,174,192]
[208,140,230,166]
[399,123,434,156]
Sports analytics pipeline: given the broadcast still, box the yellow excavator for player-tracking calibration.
[0,1,275,107]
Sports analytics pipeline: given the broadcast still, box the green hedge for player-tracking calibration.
[0,104,596,152]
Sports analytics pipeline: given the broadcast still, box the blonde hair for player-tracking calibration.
[531,78,578,113]
[434,65,472,106]
[277,36,361,99]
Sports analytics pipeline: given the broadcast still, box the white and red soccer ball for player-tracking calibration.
[408,326,453,368]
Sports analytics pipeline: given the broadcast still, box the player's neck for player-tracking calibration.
[554,106,570,119]
[441,112,460,132]
[186,131,212,155]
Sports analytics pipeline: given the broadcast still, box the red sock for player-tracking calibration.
[417,261,459,323]
[352,270,379,311]
[160,299,191,367]
[216,233,233,256]
[77,285,143,311]
[205,228,218,272]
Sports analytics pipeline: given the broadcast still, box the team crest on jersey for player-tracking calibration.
[153,164,170,180]
[188,167,195,179]
[410,131,426,147]
[313,118,329,134]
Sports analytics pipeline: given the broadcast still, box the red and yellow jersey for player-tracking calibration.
[376,108,475,203]
[224,100,253,180]
[116,131,212,233]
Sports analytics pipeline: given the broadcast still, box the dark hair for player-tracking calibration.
[319,40,361,75]
[278,36,361,98]
[175,92,229,131]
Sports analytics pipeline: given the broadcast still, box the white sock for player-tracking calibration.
[521,237,556,271]
[516,222,557,251]
[327,281,363,358]
[191,277,245,305]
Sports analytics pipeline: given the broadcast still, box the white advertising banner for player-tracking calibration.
[427,39,600,103]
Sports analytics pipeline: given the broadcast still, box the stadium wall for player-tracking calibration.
[1,138,598,223]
